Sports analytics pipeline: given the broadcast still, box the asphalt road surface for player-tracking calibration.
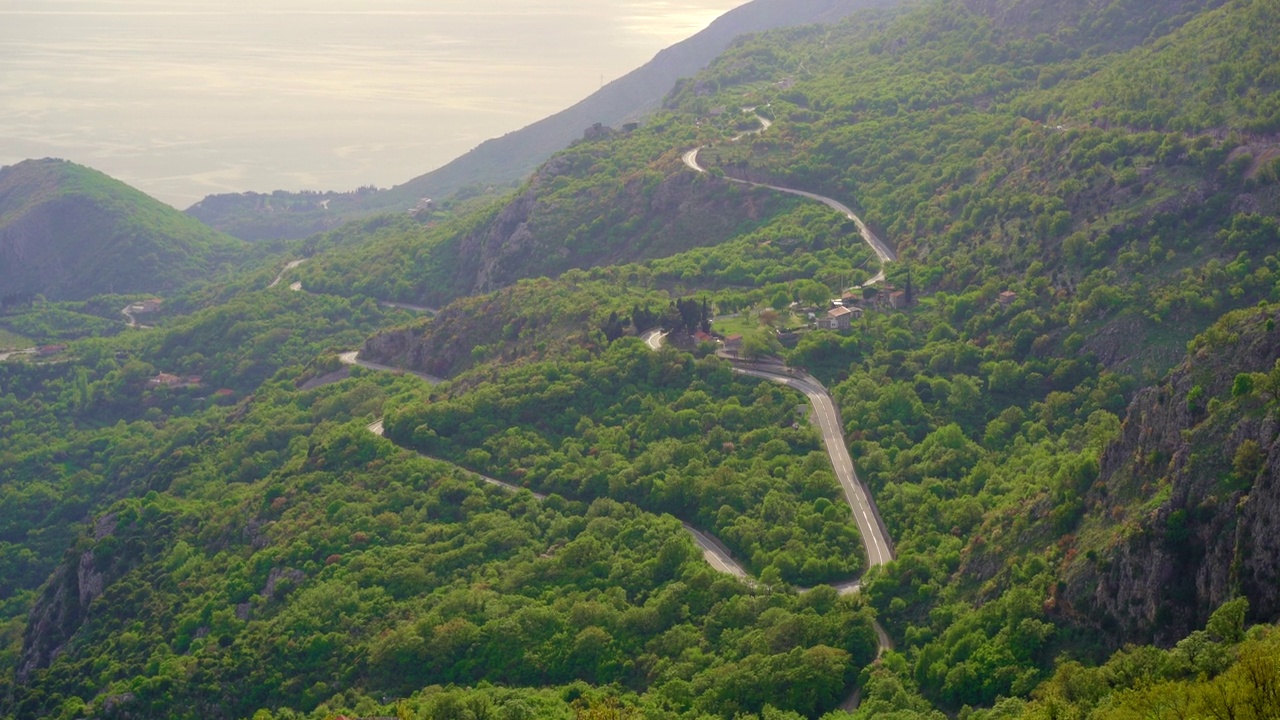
[338,351,446,385]
[681,113,893,284]
[734,365,895,570]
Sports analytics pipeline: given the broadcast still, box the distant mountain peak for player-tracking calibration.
[0,159,245,300]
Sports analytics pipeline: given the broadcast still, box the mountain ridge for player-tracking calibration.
[184,0,901,241]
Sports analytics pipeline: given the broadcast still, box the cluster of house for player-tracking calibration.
[127,298,163,314]
[814,285,913,331]
[692,287,1020,354]
[148,373,202,389]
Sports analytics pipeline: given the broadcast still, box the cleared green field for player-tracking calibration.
[0,328,34,350]
[710,313,763,337]
[711,309,811,337]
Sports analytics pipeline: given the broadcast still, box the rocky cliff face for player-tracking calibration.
[360,278,622,381]
[361,320,449,379]
[1063,305,1280,645]
[443,154,777,298]
[17,514,118,683]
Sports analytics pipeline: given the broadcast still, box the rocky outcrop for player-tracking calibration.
[360,279,610,380]
[455,184,541,294]
[444,157,776,298]
[361,322,451,378]
[1063,305,1280,645]
[16,514,118,683]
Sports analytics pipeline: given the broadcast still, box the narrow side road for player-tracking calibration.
[271,259,437,314]
[120,305,153,329]
[641,329,667,351]
[367,418,548,499]
[682,113,894,284]
[338,351,447,385]
[269,259,305,288]
[380,301,439,314]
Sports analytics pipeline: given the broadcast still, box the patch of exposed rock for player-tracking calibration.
[447,158,778,297]
[1062,305,1280,645]
[17,514,118,683]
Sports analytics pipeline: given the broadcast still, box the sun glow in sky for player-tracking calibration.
[0,0,749,207]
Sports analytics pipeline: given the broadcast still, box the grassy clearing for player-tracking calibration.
[711,308,813,337]
[710,314,760,336]
[0,328,34,351]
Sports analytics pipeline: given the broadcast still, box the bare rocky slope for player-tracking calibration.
[1063,305,1280,645]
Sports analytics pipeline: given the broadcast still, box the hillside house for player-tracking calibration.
[149,373,202,388]
[130,298,163,314]
[37,344,67,356]
[888,290,908,309]
[998,291,1018,306]
[818,306,855,331]
[724,334,744,356]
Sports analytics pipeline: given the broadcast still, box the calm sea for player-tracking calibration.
[0,0,746,207]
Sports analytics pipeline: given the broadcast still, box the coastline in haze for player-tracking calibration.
[0,0,748,208]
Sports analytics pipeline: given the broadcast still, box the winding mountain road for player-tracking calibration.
[637,331,895,584]
[730,357,897,705]
[733,363,894,570]
[642,330,894,575]
[326,108,900,701]
[676,113,898,576]
[683,112,895,285]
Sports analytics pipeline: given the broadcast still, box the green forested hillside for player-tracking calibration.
[384,341,867,586]
[6,371,879,720]
[0,159,249,301]
[4,0,1280,718]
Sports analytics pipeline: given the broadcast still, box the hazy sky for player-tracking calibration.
[0,0,750,207]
